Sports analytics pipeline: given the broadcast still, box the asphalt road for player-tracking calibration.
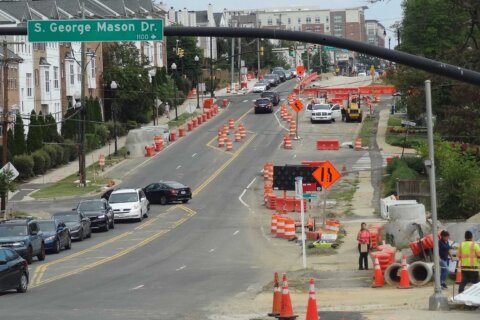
[0,77,369,319]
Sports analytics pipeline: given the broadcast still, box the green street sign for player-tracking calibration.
[27,19,164,43]
[303,193,317,199]
[323,46,337,51]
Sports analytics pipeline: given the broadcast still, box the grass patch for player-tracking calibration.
[385,132,426,149]
[167,111,199,128]
[330,186,356,202]
[387,116,402,126]
[358,116,373,146]
[306,233,345,255]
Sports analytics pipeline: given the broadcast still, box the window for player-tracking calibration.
[326,17,329,23]
[53,66,59,89]
[315,16,320,24]
[70,64,75,85]
[45,70,50,93]
[77,65,81,82]
[306,17,311,24]
[26,73,32,96]
[287,17,291,24]
[334,16,343,23]
[298,17,301,23]
[368,29,375,35]
[267,18,272,25]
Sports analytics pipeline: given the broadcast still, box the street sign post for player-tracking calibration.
[27,19,164,42]
[290,100,303,140]
[0,162,19,181]
[401,120,416,127]
[312,161,342,226]
[295,177,307,269]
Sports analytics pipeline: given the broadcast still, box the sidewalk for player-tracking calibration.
[377,108,416,156]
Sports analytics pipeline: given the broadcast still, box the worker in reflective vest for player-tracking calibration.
[357,222,371,270]
[458,230,480,293]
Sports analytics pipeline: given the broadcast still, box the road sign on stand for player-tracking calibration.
[291,100,304,113]
[28,19,164,42]
[0,162,19,181]
[312,160,341,190]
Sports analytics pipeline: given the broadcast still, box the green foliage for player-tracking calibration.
[51,145,64,166]
[105,121,126,139]
[13,155,34,180]
[86,133,99,152]
[7,129,14,158]
[44,113,61,142]
[43,145,59,168]
[126,121,138,131]
[62,102,79,140]
[63,139,78,162]
[94,124,110,146]
[26,110,43,153]
[37,111,45,142]
[31,151,46,175]
[0,170,16,196]
[13,114,26,156]
[36,149,51,170]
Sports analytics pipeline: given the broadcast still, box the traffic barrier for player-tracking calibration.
[197,115,203,125]
[316,140,340,150]
[218,136,225,148]
[342,164,347,172]
[226,85,231,94]
[279,273,297,320]
[192,118,198,128]
[239,124,246,139]
[266,194,276,209]
[202,113,207,122]
[306,231,321,241]
[289,122,296,137]
[154,136,163,152]
[370,251,392,273]
[223,124,229,133]
[206,111,211,120]
[398,256,411,289]
[229,118,235,129]
[325,219,340,232]
[455,261,462,284]
[377,243,396,264]
[187,121,193,131]
[307,217,315,231]
[284,219,296,240]
[354,138,362,150]
[203,98,214,108]
[223,99,229,108]
[271,215,278,234]
[226,139,233,151]
[284,135,292,149]
[178,127,186,137]
[372,258,385,288]
[305,278,319,320]
[169,131,177,142]
[276,217,285,238]
[145,145,155,157]
[235,131,241,142]
[268,272,282,317]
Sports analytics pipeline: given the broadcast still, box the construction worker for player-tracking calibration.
[458,230,480,293]
[438,230,452,289]
[341,106,346,122]
[357,222,371,270]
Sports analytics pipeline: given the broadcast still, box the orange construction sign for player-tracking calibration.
[296,65,305,76]
[312,160,341,190]
[290,100,304,113]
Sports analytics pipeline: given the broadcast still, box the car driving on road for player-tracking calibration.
[143,181,192,205]
[0,248,29,293]
[272,70,286,82]
[263,74,278,87]
[76,199,115,232]
[37,219,71,253]
[53,212,92,241]
[254,98,274,114]
[0,219,45,264]
[252,81,268,93]
[109,188,149,222]
[261,91,280,106]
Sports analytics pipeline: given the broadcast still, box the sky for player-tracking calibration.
[162,0,403,38]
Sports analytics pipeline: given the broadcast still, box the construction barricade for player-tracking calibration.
[316,140,340,150]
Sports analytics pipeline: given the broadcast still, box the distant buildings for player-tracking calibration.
[365,20,386,48]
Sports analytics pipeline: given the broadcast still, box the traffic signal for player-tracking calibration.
[178,48,185,58]
[260,46,264,56]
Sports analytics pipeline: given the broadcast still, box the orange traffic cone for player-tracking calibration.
[398,255,411,289]
[455,260,462,284]
[341,164,347,172]
[268,272,282,317]
[305,278,319,320]
[372,257,385,288]
[279,273,298,319]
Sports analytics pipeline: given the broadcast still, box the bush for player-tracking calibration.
[94,124,110,146]
[126,121,138,131]
[13,155,34,180]
[403,156,425,174]
[105,121,127,139]
[63,139,78,162]
[43,145,59,168]
[31,151,46,175]
[37,149,51,170]
[52,145,65,165]
[86,134,100,152]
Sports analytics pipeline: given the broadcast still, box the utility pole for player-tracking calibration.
[306,46,310,72]
[256,11,260,77]
[237,37,241,85]
[209,36,214,98]
[1,38,23,214]
[230,34,235,93]
[79,1,87,187]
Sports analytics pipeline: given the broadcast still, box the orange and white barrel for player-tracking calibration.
[284,219,296,240]
[271,215,278,234]
[276,217,285,238]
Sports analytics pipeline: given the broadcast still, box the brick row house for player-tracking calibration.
[0,0,167,135]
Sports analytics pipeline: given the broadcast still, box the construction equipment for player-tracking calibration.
[345,93,363,123]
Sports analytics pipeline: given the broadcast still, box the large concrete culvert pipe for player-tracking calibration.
[408,261,433,286]
[384,263,402,286]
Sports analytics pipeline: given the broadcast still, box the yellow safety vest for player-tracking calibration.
[459,241,480,271]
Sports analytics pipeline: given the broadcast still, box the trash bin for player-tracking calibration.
[391,105,396,114]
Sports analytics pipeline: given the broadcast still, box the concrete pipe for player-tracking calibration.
[384,262,402,286]
[408,261,433,286]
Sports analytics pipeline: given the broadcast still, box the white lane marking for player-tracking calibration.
[243,99,249,103]
[239,189,249,208]
[176,165,182,170]
[293,154,297,159]
[274,109,289,131]
[246,177,257,189]
[209,248,215,253]
[233,230,240,236]
[176,265,186,271]
[191,153,197,157]
[129,285,144,291]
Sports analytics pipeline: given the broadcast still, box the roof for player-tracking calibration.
[0,1,32,22]
[55,0,81,17]
[98,0,126,16]
[27,0,59,19]
[213,12,222,27]
[0,47,23,63]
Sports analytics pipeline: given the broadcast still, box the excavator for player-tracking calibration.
[345,93,363,123]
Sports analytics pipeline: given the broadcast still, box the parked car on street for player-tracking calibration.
[0,219,45,264]
[272,70,287,82]
[53,212,92,241]
[108,188,149,222]
[261,91,281,106]
[310,104,342,123]
[0,248,29,293]
[289,68,297,77]
[75,199,115,232]
[36,220,71,253]
[263,74,278,87]
[252,81,268,93]
[143,181,192,205]
[254,98,274,114]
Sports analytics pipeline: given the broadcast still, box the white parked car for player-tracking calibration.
[310,104,342,123]
[108,188,149,222]
[252,82,268,93]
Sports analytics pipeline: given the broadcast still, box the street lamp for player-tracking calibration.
[194,55,200,111]
[110,81,118,155]
[73,90,85,185]
[149,68,157,125]
[171,63,178,121]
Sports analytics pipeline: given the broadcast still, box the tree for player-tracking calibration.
[44,113,61,142]
[7,129,14,158]
[0,170,16,217]
[13,113,26,156]
[62,102,79,140]
[37,111,45,142]
[26,110,43,153]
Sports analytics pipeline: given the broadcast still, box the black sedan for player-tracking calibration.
[75,199,115,232]
[254,98,273,114]
[53,212,92,241]
[0,248,28,293]
[36,220,71,253]
[144,181,192,205]
[261,91,281,106]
